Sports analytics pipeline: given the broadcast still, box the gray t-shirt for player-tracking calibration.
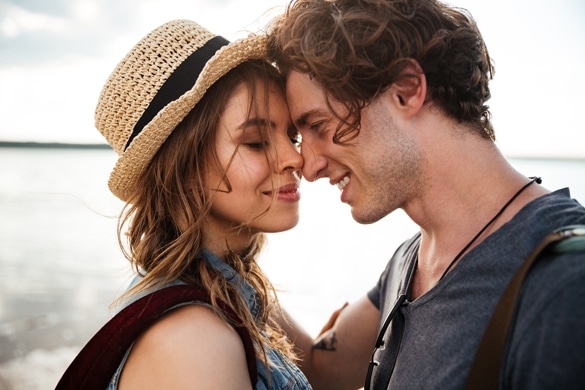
[368,189,585,389]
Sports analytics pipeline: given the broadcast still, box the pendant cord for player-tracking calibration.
[439,176,542,280]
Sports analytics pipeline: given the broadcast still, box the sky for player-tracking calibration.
[0,0,584,158]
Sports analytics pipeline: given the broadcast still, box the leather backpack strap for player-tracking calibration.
[56,284,258,389]
[465,225,585,390]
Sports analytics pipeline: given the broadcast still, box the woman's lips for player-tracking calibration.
[264,183,301,202]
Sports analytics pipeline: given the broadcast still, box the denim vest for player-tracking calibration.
[107,249,311,390]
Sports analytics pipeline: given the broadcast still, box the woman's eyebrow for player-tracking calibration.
[237,117,274,131]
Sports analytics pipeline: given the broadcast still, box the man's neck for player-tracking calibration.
[405,140,548,299]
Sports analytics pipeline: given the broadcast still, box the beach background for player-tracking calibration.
[1,0,584,388]
[0,145,584,389]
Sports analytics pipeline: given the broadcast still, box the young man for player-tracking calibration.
[267,0,585,389]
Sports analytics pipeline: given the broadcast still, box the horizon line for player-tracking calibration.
[0,140,583,161]
[0,140,112,150]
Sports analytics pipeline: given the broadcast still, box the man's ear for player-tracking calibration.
[388,59,426,117]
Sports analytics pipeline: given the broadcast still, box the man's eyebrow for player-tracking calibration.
[294,109,320,128]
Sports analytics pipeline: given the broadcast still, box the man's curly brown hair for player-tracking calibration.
[267,0,495,142]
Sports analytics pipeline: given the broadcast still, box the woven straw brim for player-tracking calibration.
[104,33,267,202]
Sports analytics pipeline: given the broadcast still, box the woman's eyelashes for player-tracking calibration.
[239,128,300,150]
[243,141,269,150]
[238,125,266,150]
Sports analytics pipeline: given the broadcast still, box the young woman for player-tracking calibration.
[57,19,311,389]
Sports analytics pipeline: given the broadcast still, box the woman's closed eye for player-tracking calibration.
[238,124,268,150]
[243,140,269,150]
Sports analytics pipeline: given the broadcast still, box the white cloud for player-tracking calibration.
[127,0,285,41]
[0,4,68,38]
[0,0,288,145]
[72,0,100,22]
[0,57,110,144]
[0,0,583,158]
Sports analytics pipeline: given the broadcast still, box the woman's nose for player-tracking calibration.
[277,140,304,174]
[300,142,327,182]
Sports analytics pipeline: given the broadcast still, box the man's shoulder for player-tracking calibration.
[368,232,420,309]
[380,232,420,281]
[513,227,585,339]
[522,240,585,300]
[527,188,585,221]
[506,242,585,388]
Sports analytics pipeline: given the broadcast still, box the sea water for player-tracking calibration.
[0,146,584,388]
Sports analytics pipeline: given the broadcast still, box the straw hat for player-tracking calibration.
[95,19,267,201]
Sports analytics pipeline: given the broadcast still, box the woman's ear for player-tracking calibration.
[388,59,426,117]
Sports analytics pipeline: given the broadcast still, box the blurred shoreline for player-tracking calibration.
[1,141,584,161]
[0,141,111,150]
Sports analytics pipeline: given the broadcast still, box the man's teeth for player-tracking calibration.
[337,176,350,191]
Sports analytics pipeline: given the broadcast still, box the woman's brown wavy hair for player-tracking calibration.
[115,59,297,365]
[268,0,495,142]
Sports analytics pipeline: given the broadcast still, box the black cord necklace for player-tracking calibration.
[439,176,542,280]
